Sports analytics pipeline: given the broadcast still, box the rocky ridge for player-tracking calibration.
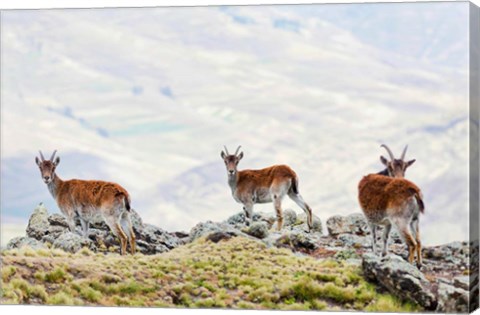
[7,203,478,312]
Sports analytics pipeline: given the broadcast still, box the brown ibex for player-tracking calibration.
[358,145,424,267]
[35,150,136,255]
[221,146,313,232]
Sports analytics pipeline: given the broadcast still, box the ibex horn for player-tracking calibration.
[223,145,229,155]
[380,144,395,161]
[39,150,45,161]
[50,150,57,161]
[234,145,242,156]
[400,145,408,160]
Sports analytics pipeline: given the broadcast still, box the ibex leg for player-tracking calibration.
[66,216,77,234]
[106,217,128,255]
[381,223,391,256]
[273,196,283,231]
[392,217,417,264]
[243,204,253,226]
[411,218,422,267]
[288,192,313,232]
[120,211,136,255]
[79,218,89,238]
[369,223,378,255]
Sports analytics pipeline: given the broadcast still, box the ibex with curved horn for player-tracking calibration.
[35,150,136,255]
[377,144,416,178]
[221,145,313,232]
[358,144,424,267]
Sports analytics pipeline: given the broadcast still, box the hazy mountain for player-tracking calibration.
[1,3,470,246]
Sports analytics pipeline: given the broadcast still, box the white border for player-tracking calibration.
[0,0,478,10]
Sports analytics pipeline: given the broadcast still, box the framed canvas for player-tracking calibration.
[1,0,479,314]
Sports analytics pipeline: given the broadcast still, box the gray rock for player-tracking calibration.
[274,231,319,252]
[453,276,470,291]
[135,239,170,254]
[6,236,47,250]
[15,204,185,255]
[297,212,323,233]
[326,213,368,236]
[245,222,269,239]
[337,233,370,248]
[282,209,297,226]
[226,211,273,226]
[46,214,70,238]
[226,212,247,225]
[436,282,468,313]
[52,232,96,253]
[206,231,237,243]
[423,241,469,261]
[189,221,241,242]
[129,209,144,232]
[139,224,182,250]
[48,213,70,228]
[26,203,51,240]
[362,253,437,310]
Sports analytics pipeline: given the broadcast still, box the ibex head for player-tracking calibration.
[35,150,60,184]
[380,144,415,178]
[220,145,243,176]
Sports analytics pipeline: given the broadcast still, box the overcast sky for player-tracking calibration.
[1,2,471,247]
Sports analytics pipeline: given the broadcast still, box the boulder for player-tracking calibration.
[136,224,183,252]
[453,276,470,291]
[423,241,469,265]
[226,211,274,227]
[206,231,237,243]
[13,204,183,255]
[436,282,469,313]
[337,233,370,248]
[326,213,368,236]
[6,236,47,250]
[274,231,319,253]
[244,222,269,239]
[26,203,51,240]
[52,232,96,253]
[362,253,437,310]
[189,221,242,243]
[48,213,70,228]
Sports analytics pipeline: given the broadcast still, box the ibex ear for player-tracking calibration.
[221,151,226,159]
[380,156,388,166]
[54,157,60,166]
[237,152,244,160]
[35,157,41,166]
[406,159,415,167]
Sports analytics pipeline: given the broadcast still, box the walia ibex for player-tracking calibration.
[35,150,136,255]
[221,145,313,232]
[377,144,415,178]
[358,144,424,267]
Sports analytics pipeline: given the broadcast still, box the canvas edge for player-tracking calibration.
[469,1,480,313]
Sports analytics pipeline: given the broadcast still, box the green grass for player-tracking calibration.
[0,237,420,311]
